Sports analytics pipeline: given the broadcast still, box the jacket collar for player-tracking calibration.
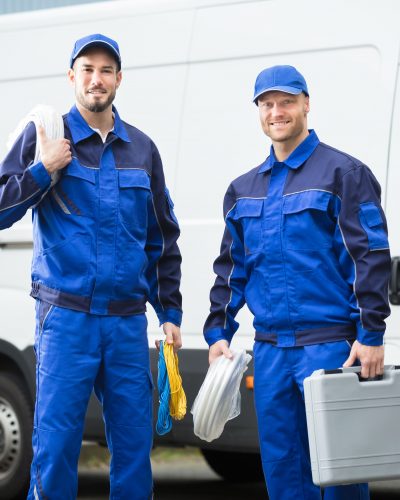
[258,129,319,173]
[67,104,131,144]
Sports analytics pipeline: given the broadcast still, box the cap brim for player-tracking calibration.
[253,85,304,103]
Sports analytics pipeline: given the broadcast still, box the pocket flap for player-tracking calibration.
[64,159,96,184]
[359,202,383,227]
[232,198,264,219]
[283,190,330,214]
[118,169,151,189]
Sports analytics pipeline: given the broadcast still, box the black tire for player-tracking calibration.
[201,449,264,483]
[0,373,33,499]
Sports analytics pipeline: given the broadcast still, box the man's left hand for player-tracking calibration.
[155,322,182,352]
[343,340,384,379]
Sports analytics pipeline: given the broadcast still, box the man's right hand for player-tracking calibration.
[37,125,72,174]
[209,339,233,364]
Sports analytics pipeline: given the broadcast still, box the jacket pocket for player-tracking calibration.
[359,202,389,250]
[231,198,264,254]
[32,233,92,295]
[118,169,151,233]
[55,159,97,216]
[283,191,334,250]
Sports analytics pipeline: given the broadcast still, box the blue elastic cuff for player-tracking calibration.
[356,324,384,346]
[158,308,182,328]
[204,327,233,347]
[28,162,51,190]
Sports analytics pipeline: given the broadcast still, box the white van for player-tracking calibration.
[0,0,399,497]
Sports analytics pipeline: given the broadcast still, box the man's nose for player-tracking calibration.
[270,103,283,115]
[91,71,103,86]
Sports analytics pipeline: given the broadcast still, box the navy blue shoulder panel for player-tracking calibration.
[284,142,364,196]
[229,163,269,202]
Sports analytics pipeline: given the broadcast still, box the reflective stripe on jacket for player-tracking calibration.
[0,105,182,324]
[204,130,390,347]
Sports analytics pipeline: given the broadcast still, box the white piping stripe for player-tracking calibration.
[51,190,71,214]
[71,156,98,169]
[223,240,235,330]
[116,167,151,176]
[337,218,364,329]
[283,188,342,201]
[236,196,266,201]
[225,203,237,219]
[71,156,150,175]
[150,196,165,311]
[225,197,266,220]
[34,486,39,500]
[0,188,41,212]
[41,305,54,333]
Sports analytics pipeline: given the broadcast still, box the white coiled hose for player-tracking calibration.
[7,104,64,203]
[192,350,252,442]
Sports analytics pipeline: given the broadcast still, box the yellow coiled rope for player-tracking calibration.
[163,342,186,420]
[156,341,186,435]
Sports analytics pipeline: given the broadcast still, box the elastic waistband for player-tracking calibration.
[30,282,147,316]
[254,324,356,347]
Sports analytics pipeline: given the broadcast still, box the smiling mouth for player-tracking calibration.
[88,89,106,95]
[271,120,290,126]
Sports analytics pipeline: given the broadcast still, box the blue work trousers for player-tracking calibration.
[253,340,369,500]
[28,302,153,500]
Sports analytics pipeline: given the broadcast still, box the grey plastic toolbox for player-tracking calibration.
[304,365,400,486]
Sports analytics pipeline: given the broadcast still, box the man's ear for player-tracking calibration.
[67,68,75,86]
[304,95,310,114]
[116,70,122,89]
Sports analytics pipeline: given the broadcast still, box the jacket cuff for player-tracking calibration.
[158,308,182,328]
[356,324,384,346]
[204,327,233,347]
[28,162,51,190]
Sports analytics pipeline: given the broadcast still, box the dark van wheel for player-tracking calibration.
[0,373,33,499]
[201,449,264,483]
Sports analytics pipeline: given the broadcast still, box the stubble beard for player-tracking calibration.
[77,88,116,113]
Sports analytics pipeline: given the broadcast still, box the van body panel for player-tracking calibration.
[0,0,398,463]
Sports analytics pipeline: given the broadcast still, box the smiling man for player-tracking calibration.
[0,34,182,499]
[203,65,391,499]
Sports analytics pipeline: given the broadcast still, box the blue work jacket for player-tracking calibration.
[0,105,182,324]
[204,130,390,347]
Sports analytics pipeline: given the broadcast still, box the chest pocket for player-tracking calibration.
[118,169,151,231]
[231,198,264,254]
[53,159,97,217]
[283,191,334,250]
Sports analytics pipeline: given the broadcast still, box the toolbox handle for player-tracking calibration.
[324,365,399,381]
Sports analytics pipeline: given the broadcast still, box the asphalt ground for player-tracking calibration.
[76,445,400,499]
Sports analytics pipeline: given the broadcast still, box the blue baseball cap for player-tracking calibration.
[253,65,308,104]
[70,34,121,70]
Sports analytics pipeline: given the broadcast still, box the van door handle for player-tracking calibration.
[389,256,400,305]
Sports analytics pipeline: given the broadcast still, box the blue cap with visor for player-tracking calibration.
[70,34,121,70]
[253,65,308,104]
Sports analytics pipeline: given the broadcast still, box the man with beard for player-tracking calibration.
[0,34,182,499]
[203,65,390,500]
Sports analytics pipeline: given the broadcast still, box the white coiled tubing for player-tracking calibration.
[7,104,64,201]
[192,350,252,442]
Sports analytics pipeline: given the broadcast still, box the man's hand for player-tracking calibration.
[37,125,72,174]
[343,340,384,379]
[155,322,182,352]
[209,339,233,364]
